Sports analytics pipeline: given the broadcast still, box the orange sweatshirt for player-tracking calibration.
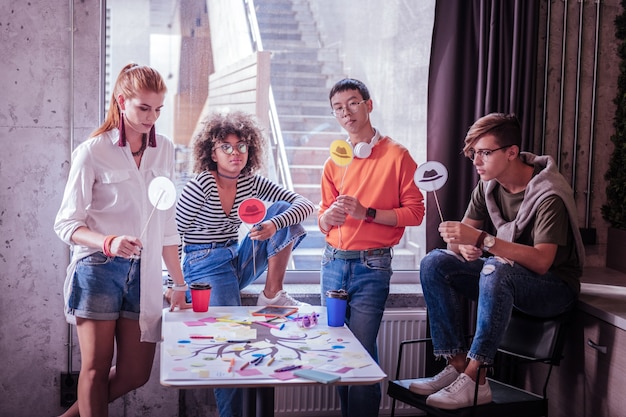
[319,136,425,250]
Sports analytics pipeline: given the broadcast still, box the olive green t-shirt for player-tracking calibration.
[465,179,581,294]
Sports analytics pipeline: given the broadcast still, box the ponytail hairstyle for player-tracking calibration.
[90,63,167,139]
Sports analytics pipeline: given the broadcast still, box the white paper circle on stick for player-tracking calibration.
[148,176,177,210]
[414,161,448,192]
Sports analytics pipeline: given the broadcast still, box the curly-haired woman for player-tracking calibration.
[175,110,315,417]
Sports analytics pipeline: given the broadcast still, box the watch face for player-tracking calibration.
[484,235,496,249]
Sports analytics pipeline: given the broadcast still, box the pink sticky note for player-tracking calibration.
[184,321,206,327]
[238,368,263,376]
[199,317,217,323]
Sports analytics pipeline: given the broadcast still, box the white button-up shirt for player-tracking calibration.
[55,129,180,342]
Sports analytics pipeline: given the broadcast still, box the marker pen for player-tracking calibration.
[275,365,302,373]
[256,321,285,330]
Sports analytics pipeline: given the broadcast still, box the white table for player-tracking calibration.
[160,306,386,416]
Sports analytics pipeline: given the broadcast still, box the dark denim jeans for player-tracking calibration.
[420,249,577,364]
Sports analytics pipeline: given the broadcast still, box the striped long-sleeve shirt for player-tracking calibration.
[176,171,315,245]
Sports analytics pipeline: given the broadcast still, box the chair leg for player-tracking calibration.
[390,398,396,417]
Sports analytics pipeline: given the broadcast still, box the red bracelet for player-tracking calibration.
[103,235,116,257]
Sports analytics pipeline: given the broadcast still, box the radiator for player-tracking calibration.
[274,308,428,416]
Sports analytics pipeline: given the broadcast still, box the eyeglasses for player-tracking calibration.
[467,145,511,162]
[295,312,318,329]
[331,100,366,117]
[217,142,248,155]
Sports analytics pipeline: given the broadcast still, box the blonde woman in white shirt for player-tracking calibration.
[54,63,187,417]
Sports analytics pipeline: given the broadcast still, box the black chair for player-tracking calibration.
[387,308,574,417]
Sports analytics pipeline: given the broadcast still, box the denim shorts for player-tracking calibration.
[67,252,141,321]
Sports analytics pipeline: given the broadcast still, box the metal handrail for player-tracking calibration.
[243,0,294,191]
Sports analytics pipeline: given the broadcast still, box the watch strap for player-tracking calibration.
[475,231,487,248]
[365,207,376,223]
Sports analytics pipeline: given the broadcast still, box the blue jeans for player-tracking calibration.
[321,244,392,417]
[420,249,577,364]
[182,201,306,417]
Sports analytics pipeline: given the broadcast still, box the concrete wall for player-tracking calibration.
[0,1,621,416]
[0,1,178,416]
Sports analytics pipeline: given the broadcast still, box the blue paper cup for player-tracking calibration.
[326,289,348,327]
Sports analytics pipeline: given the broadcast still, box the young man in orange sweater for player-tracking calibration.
[318,78,425,417]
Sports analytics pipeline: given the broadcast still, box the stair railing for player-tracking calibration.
[243,0,294,191]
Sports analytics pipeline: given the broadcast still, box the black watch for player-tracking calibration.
[365,207,376,223]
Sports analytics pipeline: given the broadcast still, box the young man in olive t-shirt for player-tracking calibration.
[411,113,584,410]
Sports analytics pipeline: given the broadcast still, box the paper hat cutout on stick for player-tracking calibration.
[419,169,444,182]
[238,198,266,224]
[414,161,448,192]
[329,139,354,167]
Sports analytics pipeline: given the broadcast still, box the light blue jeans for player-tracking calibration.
[321,244,392,417]
[420,249,577,365]
[182,201,307,417]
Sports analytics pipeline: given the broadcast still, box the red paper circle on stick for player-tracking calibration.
[238,198,266,224]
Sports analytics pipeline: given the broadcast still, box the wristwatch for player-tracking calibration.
[482,234,496,252]
[365,207,376,223]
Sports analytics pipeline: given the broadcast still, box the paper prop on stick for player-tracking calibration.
[329,139,354,200]
[149,176,178,210]
[238,198,266,225]
[132,176,177,258]
[329,140,353,167]
[238,198,267,277]
[414,161,449,223]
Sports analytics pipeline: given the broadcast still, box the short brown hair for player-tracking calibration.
[462,113,521,157]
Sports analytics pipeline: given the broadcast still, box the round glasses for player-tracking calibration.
[467,145,511,162]
[217,142,248,155]
[331,100,366,117]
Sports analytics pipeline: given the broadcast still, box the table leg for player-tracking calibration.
[243,387,275,417]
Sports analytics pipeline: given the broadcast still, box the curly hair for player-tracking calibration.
[191,111,265,176]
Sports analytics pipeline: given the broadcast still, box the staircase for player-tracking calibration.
[253,0,419,270]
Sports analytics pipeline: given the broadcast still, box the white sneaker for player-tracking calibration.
[409,365,460,395]
[256,290,310,306]
[426,373,492,410]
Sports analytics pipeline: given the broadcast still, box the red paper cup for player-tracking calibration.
[190,283,212,312]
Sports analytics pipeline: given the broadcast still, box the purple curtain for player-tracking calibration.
[425,0,540,251]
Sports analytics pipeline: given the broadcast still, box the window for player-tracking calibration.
[107,0,435,280]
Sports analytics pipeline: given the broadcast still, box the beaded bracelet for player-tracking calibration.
[103,235,116,257]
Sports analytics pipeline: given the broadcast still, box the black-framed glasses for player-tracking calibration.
[217,142,248,155]
[331,100,366,117]
[467,145,511,162]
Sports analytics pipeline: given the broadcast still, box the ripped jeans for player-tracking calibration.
[419,249,577,364]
